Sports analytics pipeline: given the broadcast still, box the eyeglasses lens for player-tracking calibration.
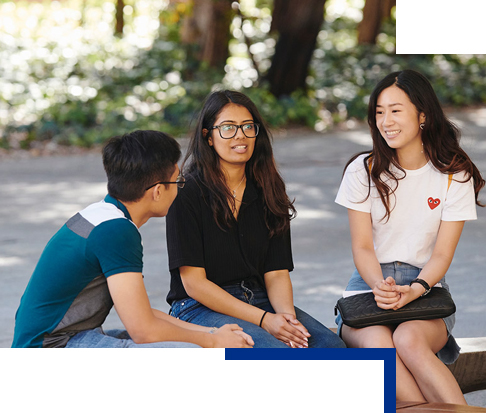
[220,124,258,139]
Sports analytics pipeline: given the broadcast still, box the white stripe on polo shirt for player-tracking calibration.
[79,201,126,227]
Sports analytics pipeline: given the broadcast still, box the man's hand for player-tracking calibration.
[210,324,254,348]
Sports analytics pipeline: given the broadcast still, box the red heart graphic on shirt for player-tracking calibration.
[428,197,440,210]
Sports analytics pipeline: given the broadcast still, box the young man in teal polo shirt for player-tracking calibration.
[12,130,253,348]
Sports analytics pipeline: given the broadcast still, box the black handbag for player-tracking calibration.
[334,287,456,329]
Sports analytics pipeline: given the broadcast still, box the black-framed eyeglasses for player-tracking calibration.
[211,123,259,139]
[145,174,185,191]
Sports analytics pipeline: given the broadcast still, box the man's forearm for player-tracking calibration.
[151,308,212,332]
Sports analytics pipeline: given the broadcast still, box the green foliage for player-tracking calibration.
[1,1,486,151]
[309,17,486,125]
[245,87,319,128]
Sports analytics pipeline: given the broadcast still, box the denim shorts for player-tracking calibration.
[335,262,460,364]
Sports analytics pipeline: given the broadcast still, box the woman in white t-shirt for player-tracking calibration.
[335,70,484,404]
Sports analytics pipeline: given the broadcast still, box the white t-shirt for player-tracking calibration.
[335,154,477,268]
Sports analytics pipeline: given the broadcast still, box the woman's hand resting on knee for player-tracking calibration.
[261,313,310,348]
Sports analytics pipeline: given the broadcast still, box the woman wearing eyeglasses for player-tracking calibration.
[165,90,345,348]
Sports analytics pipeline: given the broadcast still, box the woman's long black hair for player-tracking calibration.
[183,90,296,236]
[345,69,484,221]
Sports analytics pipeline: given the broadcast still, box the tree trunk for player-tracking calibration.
[266,0,327,98]
[180,0,233,70]
[358,0,396,44]
[115,0,125,36]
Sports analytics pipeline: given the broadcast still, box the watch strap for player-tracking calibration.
[409,278,431,296]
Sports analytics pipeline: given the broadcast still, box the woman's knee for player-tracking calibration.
[393,322,434,363]
[342,325,395,348]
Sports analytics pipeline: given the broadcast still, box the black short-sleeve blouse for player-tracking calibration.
[165,177,294,304]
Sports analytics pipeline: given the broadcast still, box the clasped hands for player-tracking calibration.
[261,312,310,348]
[373,277,423,310]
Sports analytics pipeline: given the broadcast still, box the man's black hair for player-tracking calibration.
[102,130,181,202]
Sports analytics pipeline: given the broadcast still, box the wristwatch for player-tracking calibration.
[409,278,431,296]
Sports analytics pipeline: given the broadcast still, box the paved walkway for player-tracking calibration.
[1,108,485,404]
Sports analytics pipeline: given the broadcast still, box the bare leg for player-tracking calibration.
[393,319,466,405]
[342,324,426,402]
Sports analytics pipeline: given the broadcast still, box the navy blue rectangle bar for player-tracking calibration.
[226,348,396,413]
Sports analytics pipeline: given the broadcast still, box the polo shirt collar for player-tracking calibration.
[104,194,132,221]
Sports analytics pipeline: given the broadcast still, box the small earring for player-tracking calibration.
[420,123,425,130]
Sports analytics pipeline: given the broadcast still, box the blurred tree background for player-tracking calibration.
[1,0,485,151]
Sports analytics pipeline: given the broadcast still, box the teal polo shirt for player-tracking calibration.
[12,195,143,348]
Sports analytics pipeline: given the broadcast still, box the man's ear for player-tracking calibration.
[150,184,162,201]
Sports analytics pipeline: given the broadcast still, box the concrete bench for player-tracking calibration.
[448,337,486,394]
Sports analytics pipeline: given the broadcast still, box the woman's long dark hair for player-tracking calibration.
[345,69,484,221]
[183,90,296,236]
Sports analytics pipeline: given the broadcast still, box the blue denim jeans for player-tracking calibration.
[170,281,345,349]
[65,327,200,348]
